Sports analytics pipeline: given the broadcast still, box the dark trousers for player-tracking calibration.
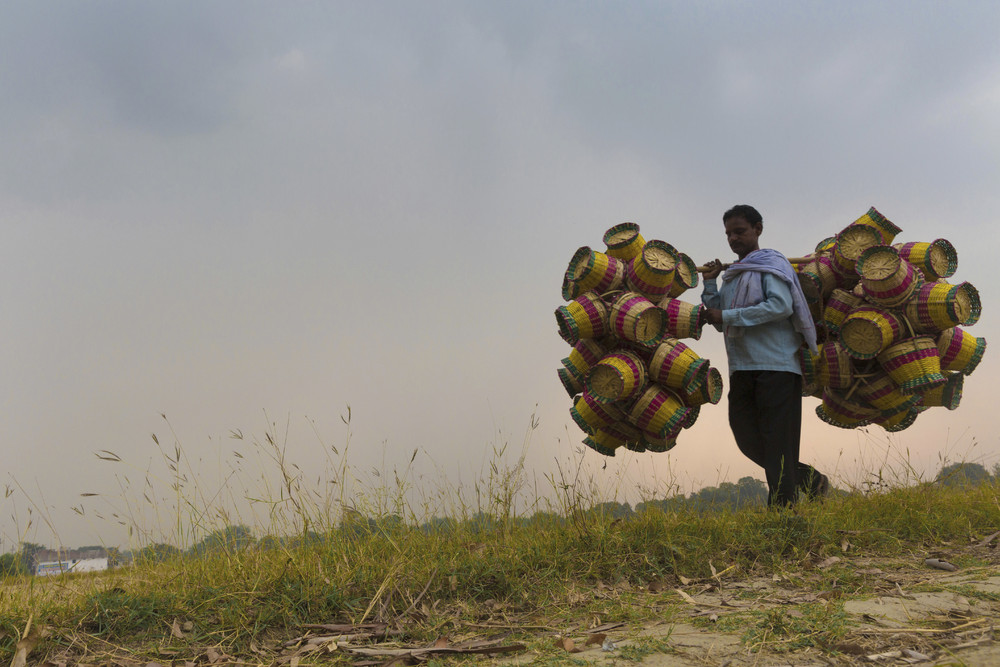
[728,371,822,506]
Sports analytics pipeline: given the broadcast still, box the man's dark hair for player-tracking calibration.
[723,204,763,227]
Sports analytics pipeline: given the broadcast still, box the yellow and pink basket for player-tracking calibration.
[628,384,692,439]
[877,336,946,394]
[648,338,709,394]
[555,291,608,344]
[586,350,647,403]
[626,240,679,300]
[936,327,987,375]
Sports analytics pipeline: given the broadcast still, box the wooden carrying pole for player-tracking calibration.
[695,257,814,273]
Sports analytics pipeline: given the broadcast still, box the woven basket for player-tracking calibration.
[626,240,679,300]
[814,341,854,390]
[586,350,647,403]
[570,391,626,435]
[582,426,624,456]
[817,389,879,429]
[641,430,678,453]
[683,366,724,406]
[797,255,841,303]
[936,327,987,375]
[648,338,709,394]
[628,384,691,439]
[840,306,905,360]
[656,297,705,340]
[815,236,837,254]
[610,292,666,346]
[667,252,700,297]
[564,246,625,299]
[833,225,882,277]
[561,338,608,381]
[877,336,946,394]
[895,239,957,280]
[556,291,608,344]
[607,420,646,452]
[872,406,920,433]
[848,207,902,245]
[603,222,646,262]
[918,372,964,410]
[903,281,982,333]
[856,245,923,307]
[798,347,820,396]
[822,288,865,334]
[853,370,921,414]
[557,367,583,397]
[681,404,700,429]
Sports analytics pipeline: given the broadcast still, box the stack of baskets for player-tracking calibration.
[796,207,986,432]
[556,223,722,456]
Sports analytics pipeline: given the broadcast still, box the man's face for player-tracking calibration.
[724,216,762,259]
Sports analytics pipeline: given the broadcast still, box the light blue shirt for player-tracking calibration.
[702,273,803,375]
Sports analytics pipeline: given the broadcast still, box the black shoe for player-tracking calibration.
[813,473,830,499]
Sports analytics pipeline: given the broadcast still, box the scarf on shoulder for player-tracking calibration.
[721,248,818,354]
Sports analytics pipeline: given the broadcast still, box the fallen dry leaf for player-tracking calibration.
[924,558,958,572]
[554,637,579,653]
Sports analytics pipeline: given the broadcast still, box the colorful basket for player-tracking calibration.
[832,224,882,277]
[903,281,982,333]
[641,430,678,453]
[839,306,905,360]
[853,370,921,414]
[648,338,709,393]
[936,327,987,375]
[561,338,608,381]
[877,336,946,394]
[895,239,957,280]
[680,404,700,429]
[603,223,646,262]
[822,288,865,334]
[815,236,836,254]
[555,291,608,344]
[557,367,583,398]
[817,389,879,429]
[814,341,854,389]
[608,420,646,452]
[570,391,626,435]
[872,406,920,433]
[582,426,624,456]
[683,366,724,406]
[563,246,626,300]
[610,292,666,346]
[848,207,902,245]
[797,255,841,303]
[917,372,964,410]
[626,240,679,300]
[656,297,705,340]
[628,384,691,438]
[856,245,923,307]
[586,350,647,403]
[667,252,700,298]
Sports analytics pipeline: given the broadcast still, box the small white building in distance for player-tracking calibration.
[35,558,109,576]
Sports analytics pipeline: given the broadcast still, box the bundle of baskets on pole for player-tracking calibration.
[796,207,986,432]
[556,223,723,456]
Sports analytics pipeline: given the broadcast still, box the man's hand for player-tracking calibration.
[702,307,723,326]
[702,259,723,280]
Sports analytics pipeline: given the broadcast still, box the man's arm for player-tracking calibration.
[721,273,793,329]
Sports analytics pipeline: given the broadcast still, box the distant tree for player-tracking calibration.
[0,553,27,577]
[589,501,633,519]
[135,543,181,563]
[18,542,45,575]
[937,462,991,487]
[190,525,254,555]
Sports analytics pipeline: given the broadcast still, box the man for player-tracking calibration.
[701,204,828,506]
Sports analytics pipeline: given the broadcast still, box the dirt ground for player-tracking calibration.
[497,538,1000,666]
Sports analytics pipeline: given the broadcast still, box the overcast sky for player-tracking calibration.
[2,1,997,551]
